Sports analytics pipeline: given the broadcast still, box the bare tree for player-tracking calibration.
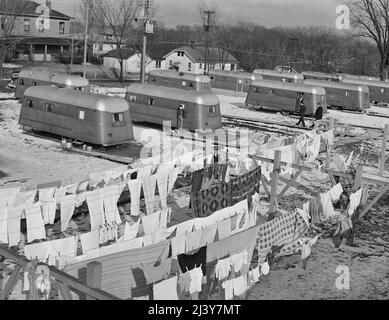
[348,0,389,80]
[88,0,142,81]
[0,0,22,79]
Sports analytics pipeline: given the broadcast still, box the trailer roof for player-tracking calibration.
[148,70,211,83]
[253,69,304,80]
[343,77,389,88]
[250,79,326,95]
[24,86,129,113]
[19,70,89,87]
[301,71,344,80]
[127,84,220,105]
[208,70,263,80]
[304,79,369,92]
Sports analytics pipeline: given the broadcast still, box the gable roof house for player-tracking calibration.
[163,45,239,74]
[0,0,74,62]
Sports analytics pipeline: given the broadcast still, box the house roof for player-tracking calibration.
[18,37,75,46]
[0,0,72,20]
[102,48,142,59]
[164,46,239,64]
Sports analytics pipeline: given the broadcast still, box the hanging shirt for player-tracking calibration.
[230,250,249,274]
[86,190,104,231]
[141,175,157,215]
[47,236,77,266]
[159,208,170,230]
[215,257,231,281]
[177,271,191,300]
[80,230,99,254]
[138,165,153,179]
[127,179,142,217]
[102,185,122,225]
[233,274,248,297]
[60,194,76,232]
[156,169,169,209]
[320,192,336,220]
[153,226,177,243]
[143,258,172,285]
[348,188,363,217]
[171,234,186,257]
[168,167,181,195]
[143,234,154,247]
[153,276,179,300]
[189,266,203,294]
[185,229,202,253]
[25,202,46,243]
[142,211,160,236]
[199,224,218,247]
[222,279,234,300]
[329,183,344,203]
[24,241,51,262]
[176,219,194,235]
[217,218,232,240]
[13,190,37,208]
[7,205,24,247]
[39,188,56,225]
[321,129,334,151]
[124,220,140,241]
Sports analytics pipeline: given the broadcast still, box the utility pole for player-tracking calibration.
[203,10,214,75]
[139,0,154,84]
[83,1,90,79]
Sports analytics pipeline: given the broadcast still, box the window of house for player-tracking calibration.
[27,100,33,108]
[345,91,349,96]
[113,113,124,123]
[209,105,217,114]
[244,79,250,85]
[177,51,184,57]
[182,81,186,86]
[199,63,202,69]
[203,83,208,88]
[75,87,83,91]
[163,78,168,84]
[33,82,38,86]
[129,95,137,102]
[255,87,261,93]
[381,88,385,94]
[59,22,65,34]
[45,103,53,112]
[188,82,194,87]
[156,60,162,68]
[210,75,215,80]
[148,98,155,105]
[188,62,192,71]
[79,110,85,120]
[231,64,235,71]
[222,65,225,71]
[99,43,104,51]
[38,18,44,32]
[20,79,25,85]
[169,60,173,67]
[24,19,30,32]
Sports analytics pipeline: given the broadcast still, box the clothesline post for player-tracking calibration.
[268,150,282,221]
[378,124,389,176]
[324,118,335,168]
[86,261,102,300]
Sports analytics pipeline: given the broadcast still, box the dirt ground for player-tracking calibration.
[1,92,389,300]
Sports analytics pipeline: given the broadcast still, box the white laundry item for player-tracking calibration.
[199,224,218,247]
[348,188,363,217]
[296,208,310,228]
[142,211,160,235]
[230,250,249,273]
[233,274,248,297]
[346,151,354,169]
[176,219,194,235]
[80,230,99,254]
[153,226,176,243]
[321,129,334,151]
[138,165,153,179]
[222,279,234,300]
[127,179,142,217]
[40,199,57,225]
[47,236,77,265]
[156,169,169,209]
[121,237,143,250]
[25,201,46,243]
[13,190,37,208]
[60,194,76,232]
[7,205,24,247]
[0,202,8,243]
[102,185,122,225]
[123,220,140,241]
[189,266,203,294]
[217,218,232,240]
[65,183,78,195]
[142,234,154,247]
[212,207,234,224]
[24,241,51,262]
[153,276,179,300]
[194,215,215,230]
[54,187,67,204]
[320,192,336,220]
[141,175,157,215]
[86,190,104,231]
[252,266,260,283]
[261,261,270,276]
[215,257,231,280]
[306,133,321,163]
[334,155,347,172]
[159,208,170,230]
[39,188,56,202]
[329,183,343,203]
[299,235,320,265]
[77,180,89,193]
[0,188,19,206]
[75,192,86,208]
[185,229,202,253]
[171,234,186,256]
[167,167,181,194]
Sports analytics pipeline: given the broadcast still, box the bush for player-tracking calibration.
[59,54,84,65]
[89,56,103,65]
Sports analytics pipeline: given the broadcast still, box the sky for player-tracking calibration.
[49,0,341,29]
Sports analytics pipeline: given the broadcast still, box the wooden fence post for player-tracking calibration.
[268,150,282,221]
[379,124,389,176]
[86,261,102,300]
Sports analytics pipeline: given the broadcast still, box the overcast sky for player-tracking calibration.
[51,0,341,29]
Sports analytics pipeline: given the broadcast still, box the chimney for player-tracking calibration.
[46,0,52,9]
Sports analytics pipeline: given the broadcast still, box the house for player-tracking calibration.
[0,0,74,61]
[102,48,155,74]
[162,45,239,74]
[93,34,121,57]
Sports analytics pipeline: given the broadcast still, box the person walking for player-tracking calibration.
[296,93,306,128]
[177,104,185,130]
[310,103,324,129]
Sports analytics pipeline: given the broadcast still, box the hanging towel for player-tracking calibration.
[177,271,191,300]
[142,174,157,215]
[123,220,139,241]
[86,190,104,231]
[127,179,142,217]
[40,199,57,225]
[143,258,172,285]
[25,202,46,243]
[199,224,218,247]
[329,183,343,203]
[230,250,249,274]
[0,202,8,243]
[153,225,177,243]
[47,236,77,265]
[60,194,76,232]
[102,185,122,225]
[189,266,203,294]
[142,211,160,235]
[55,187,66,204]
[233,274,248,297]
[176,219,194,235]
[222,279,234,300]
[80,231,99,254]
[156,169,169,209]
[215,257,231,281]
[171,234,186,257]
[138,165,153,179]
[24,241,51,262]
[168,167,181,194]
[185,229,202,253]
[7,205,24,247]
[153,276,179,300]
[143,234,154,247]
[159,208,170,230]
[217,218,232,240]
[13,190,37,208]
[348,188,363,217]
[320,192,336,220]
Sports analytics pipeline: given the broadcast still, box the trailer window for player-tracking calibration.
[254,87,261,93]
[75,87,83,91]
[79,110,85,120]
[45,103,53,112]
[203,83,208,88]
[27,100,33,108]
[148,98,155,105]
[209,105,217,114]
[345,91,349,96]
[33,81,38,86]
[244,79,250,85]
[163,78,168,84]
[182,81,186,86]
[188,82,194,87]
[113,113,124,123]
[381,88,385,93]
[20,79,25,85]
[129,95,137,102]
[151,77,156,82]
[269,89,276,95]
[210,76,215,80]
